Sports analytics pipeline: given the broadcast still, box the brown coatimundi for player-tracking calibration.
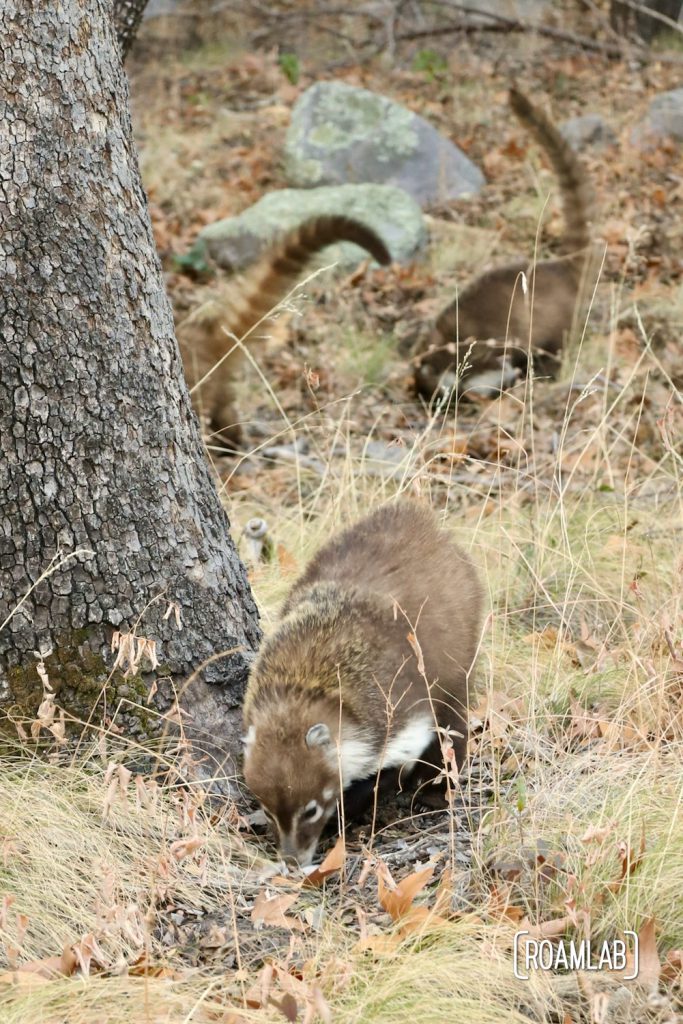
[412,85,596,402]
[177,215,391,448]
[242,501,483,866]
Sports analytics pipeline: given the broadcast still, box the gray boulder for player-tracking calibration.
[193,184,426,271]
[631,88,683,148]
[284,81,484,206]
[560,113,617,151]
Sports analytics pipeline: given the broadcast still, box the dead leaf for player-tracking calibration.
[607,831,646,891]
[251,891,306,932]
[303,837,345,887]
[170,836,204,861]
[270,992,298,1022]
[396,904,450,936]
[486,885,524,923]
[128,953,181,979]
[377,861,435,921]
[519,915,572,940]
[635,917,660,992]
[580,823,614,845]
[14,946,78,979]
[71,933,107,976]
[660,947,682,984]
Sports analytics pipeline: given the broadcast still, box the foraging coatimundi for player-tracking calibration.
[242,501,482,866]
[412,85,596,401]
[177,215,391,448]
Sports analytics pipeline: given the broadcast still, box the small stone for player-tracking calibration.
[631,87,683,149]
[560,113,617,151]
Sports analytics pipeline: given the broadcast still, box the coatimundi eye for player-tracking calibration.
[300,801,322,824]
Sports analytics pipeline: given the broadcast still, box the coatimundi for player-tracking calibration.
[177,215,391,448]
[412,85,596,401]
[242,501,482,866]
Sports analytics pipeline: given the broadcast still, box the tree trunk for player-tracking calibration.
[0,0,261,780]
[114,0,151,60]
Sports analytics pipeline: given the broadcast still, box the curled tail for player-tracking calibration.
[509,86,593,255]
[228,214,391,341]
[178,214,391,445]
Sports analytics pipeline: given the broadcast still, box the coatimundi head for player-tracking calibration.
[243,713,342,867]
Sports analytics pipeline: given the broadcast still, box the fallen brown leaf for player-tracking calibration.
[519,915,572,940]
[580,823,614,845]
[377,861,435,921]
[303,837,345,887]
[11,946,78,980]
[396,904,450,936]
[635,917,661,992]
[660,947,682,984]
[251,891,306,932]
[169,836,204,861]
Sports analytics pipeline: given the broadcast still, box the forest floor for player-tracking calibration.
[2,4,683,1023]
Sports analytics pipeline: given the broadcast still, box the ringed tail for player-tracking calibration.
[228,214,391,342]
[509,85,594,255]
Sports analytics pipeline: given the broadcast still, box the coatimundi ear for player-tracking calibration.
[241,725,256,749]
[305,723,331,748]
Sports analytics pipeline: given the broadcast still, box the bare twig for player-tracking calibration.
[612,0,683,37]
[395,1,632,58]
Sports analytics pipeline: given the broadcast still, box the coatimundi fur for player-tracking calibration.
[177,215,390,448]
[412,85,596,401]
[242,501,482,866]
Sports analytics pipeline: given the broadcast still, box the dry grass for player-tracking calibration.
[3,18,683,1024]
[3,327,680,1020]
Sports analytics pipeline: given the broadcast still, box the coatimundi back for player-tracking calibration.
[412,86,596,401]
[177,215,391,448]
[242,501,482,866]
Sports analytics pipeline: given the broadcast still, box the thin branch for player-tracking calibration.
[394,14,630,58]
[612,0,683,36]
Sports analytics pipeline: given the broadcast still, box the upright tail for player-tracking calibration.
[509,85,594,255]
[227,214,391,342]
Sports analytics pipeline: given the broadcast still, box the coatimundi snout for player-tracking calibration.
[242,501,482,866]
[412,86,596,402]
[177,215,391,449]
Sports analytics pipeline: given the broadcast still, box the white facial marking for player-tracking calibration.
[242,724,256,748]
[338,731,378,788]
[322,787,334,801]
[298,799,323,825]
[381,716,434,772]
[277,825,320,867]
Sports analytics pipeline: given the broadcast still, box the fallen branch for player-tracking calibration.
[396,2,633,58]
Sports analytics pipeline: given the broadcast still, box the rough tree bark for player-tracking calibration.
[114,0,151,60]
[0,0,261,777]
